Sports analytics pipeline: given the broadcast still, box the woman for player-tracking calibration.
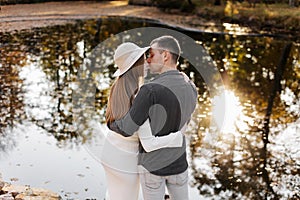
[101,42,184,200]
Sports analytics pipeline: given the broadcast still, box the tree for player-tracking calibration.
[289,0,296,7]
[214,0,222,5]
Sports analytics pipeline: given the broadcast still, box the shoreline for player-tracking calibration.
[0,1,214,33]
[0,1,299,41]
[0,180,61,200]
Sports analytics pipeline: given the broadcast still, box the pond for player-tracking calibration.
[0,16,299,200]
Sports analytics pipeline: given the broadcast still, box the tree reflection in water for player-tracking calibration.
[0,40,26,153]
[0,17,299,199]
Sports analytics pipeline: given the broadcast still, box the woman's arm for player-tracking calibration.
[137,119,186,153]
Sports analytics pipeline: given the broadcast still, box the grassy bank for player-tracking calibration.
[194,1,300,37]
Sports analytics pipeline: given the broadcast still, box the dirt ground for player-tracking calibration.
[0,1,215,33]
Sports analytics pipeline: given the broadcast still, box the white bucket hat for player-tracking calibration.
[113,42,149,77]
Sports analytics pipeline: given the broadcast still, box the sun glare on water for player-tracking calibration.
[211,90,247,134]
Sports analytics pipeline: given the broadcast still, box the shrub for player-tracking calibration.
[151,0,195,12]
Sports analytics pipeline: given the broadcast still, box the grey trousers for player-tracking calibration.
[139,167,189,200]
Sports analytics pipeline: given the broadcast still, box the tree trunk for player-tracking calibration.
[214,0,221,5]
[289,0,295,7]
[261,42,292,199]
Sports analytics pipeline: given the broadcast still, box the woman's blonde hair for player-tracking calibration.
[106,56,144,123]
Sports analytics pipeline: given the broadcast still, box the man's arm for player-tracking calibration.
[108,85,153,137]
[138,119,184,152]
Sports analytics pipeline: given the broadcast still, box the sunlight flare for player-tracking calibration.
[211,90,245,134]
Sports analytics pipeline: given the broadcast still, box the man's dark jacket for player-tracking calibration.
[108,70,197,176]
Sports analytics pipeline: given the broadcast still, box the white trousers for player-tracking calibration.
[103,164,143,200]
[101,131,142,200]
[100,126,184,200]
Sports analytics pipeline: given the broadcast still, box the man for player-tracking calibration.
[108,35,197,200]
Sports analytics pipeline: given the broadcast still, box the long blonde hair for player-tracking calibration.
[106,56,144,123]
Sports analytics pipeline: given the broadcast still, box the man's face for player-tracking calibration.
[143,55,149,78]
[146,43,165,74]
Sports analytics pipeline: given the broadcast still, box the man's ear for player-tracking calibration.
[163,51,169,63]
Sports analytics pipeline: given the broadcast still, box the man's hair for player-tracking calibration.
[150,35,181,64]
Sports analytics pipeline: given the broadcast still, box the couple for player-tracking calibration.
[101,35,197,200]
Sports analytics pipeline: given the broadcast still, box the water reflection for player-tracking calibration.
[223,23,252,35]
[0,36,26,155]
[0,17,299,199]
[212,90,246,134]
